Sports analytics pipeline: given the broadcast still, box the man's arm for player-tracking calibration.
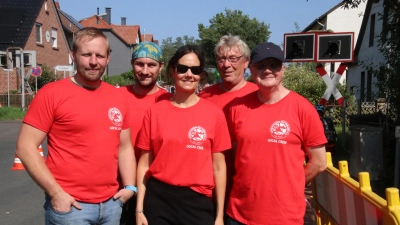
[16,123,80,211]
[114,128,136,203]
[304,145,327,184]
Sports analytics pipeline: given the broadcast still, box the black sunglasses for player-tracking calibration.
[176,64,203,75]
[252,61,282,71]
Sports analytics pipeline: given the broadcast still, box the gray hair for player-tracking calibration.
[214,35,250,60]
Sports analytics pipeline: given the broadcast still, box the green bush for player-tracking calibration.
[0,107,26,120]
[28,64,56,92]
[102,70,135,87]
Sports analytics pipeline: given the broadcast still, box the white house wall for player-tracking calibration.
[348,1,384,101]
[306,2,366,84]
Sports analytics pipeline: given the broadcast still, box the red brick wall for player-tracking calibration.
[0,0,71,93]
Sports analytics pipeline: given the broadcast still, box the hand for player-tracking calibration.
[113,188,134,204]
[136,212,148,225]
[51,191,81,212]
[214,216,224,225]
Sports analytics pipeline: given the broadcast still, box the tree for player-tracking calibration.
[198,9,271,66]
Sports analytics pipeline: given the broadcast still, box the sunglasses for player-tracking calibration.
[252,61,282,71]
[176,64,203,75]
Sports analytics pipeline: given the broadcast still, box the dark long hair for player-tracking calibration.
[167,45,205,77]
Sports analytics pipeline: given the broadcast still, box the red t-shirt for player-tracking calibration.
[226,91,327,225]
[119,86,171,161]
[199,81,258,200]
[136,98,231,197]
[198,81,258,110]
[24,78,130,203]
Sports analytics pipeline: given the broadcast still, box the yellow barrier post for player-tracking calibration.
[359,172,372,192]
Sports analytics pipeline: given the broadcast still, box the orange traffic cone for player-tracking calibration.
[38,145,45,160]
[10,154,25,170]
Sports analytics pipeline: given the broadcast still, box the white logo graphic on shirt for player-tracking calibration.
[108,107,123,127]
[270,120,290,139]
[188,126,207,145]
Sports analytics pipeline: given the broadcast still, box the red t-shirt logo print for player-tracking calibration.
[188,126,207,145]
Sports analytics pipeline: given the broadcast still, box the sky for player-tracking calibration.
[58,0,342,45]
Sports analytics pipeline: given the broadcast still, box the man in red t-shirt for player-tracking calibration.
[198,35,258,219]
[225,42,327,225]
[15,28,136,225]
[119,41,171,225]
[198,35,258,111]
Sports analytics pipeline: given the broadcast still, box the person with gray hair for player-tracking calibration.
[199,35,257,105]
[198,34,258,224]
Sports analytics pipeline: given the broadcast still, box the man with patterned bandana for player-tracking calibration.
[119,41,170,225]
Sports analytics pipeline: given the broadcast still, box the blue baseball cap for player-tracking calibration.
[250,42,284,64]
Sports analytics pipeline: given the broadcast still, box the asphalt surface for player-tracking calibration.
[0,120,46,225]
[0,120,317,225]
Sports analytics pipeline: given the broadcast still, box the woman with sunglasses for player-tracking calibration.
[135,45,230,225]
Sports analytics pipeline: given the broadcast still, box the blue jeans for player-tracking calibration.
[226,215,246,225]
[44,195,123,225]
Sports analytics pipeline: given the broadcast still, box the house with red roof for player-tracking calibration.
[0,0,71,100]
[80,8,158,76]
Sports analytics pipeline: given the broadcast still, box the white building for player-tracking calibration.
[347,0,384,102]
[302,1,367,85]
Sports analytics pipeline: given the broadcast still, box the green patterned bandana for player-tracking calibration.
[132,42,164,63]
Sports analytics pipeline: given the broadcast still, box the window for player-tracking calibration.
[369,14,376,47]
[36,23,42,44]
[52,28,58,48]
[366,71,372,101]
[360,71,365,102]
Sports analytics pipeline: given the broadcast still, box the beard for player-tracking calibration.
[135,74,158,89]
[76,67,105,82]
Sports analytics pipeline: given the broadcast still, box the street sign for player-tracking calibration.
[284,33,315,62]
[31,66,42,77]
[54,65,74,71]
[283,32,354,63]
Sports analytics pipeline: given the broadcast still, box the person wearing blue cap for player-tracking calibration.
[119,41,171,225]
[224,42,327,225]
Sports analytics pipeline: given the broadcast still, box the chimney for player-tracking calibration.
[55,0,60,10]
[121,17,126,25]
[105,7,111,24]
[97,7,99,24]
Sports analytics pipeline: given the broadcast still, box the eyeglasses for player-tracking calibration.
[216,55,243,64]
[251,61,282,71]
[175,64,203,75]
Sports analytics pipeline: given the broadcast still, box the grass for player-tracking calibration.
[0,106,26,120]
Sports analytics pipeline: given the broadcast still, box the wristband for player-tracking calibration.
[135,209,144,215]
[124,185,137,193]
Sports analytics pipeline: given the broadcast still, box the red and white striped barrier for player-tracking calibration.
[312,153,400,225]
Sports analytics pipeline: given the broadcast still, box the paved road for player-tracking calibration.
[0,120,46,225]
[0,120,317,225]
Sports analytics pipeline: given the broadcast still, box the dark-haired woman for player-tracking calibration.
[135,45,230,225]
